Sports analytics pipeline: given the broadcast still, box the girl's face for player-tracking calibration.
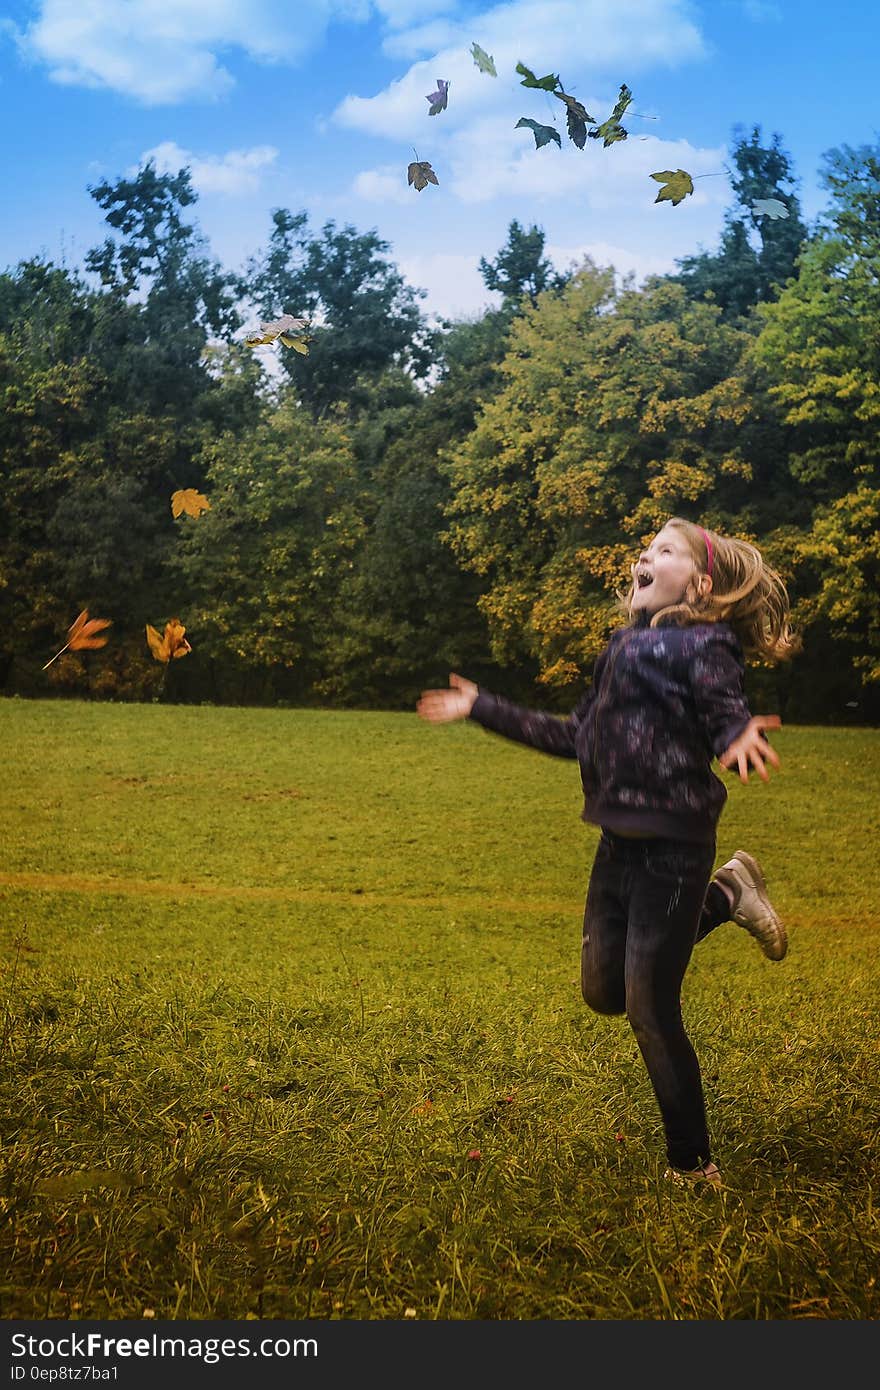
[632,525,703,614]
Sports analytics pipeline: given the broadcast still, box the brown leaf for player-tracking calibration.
[43,609,112,670]
[146,619,192,663]
[171,488,211,519]
[407,160,439,191]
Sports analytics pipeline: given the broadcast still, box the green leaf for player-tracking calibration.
[610,83,633,123]
[588,83,633,147]
[650,168,695,206]
[752,197,790,219]
[554,90,593,150]
[471,42,497,76]
[515,118,562,150]
[515,61,559,91]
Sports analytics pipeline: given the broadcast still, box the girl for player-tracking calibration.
[417,517,798,1186]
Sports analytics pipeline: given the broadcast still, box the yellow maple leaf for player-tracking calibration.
[145,619,192,663]
[171,488,211,519]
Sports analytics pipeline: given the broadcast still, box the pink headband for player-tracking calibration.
[698,527,714,577]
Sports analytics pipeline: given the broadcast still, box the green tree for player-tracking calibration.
[675,126,808,320]
[246,210,434,415]
[443,262,778,697]
[171,392,365,701]
[478,219,568,311]
[754,141,880,703]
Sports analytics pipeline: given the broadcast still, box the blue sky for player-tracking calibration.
[1,0,879,325]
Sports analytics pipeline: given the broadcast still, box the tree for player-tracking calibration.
[675,126,808,321]
[478,219,568,311]
[171,392,365,701]
[246,210,434,415]
[753,141,880,705]
[442,261,779,697]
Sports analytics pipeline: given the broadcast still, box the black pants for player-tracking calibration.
[580,830,729,1171]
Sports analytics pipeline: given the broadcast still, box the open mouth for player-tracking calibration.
[636,571,653,589]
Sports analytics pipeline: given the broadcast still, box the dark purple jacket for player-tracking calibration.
[469,617,753,843]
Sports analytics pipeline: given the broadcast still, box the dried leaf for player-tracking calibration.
[171,488,211,519]
[650,168,695,206]
[407,160,439,192]
[245,314,310,350]
[554,89,594,149]
[279,333,310,353]
[426,78,449,115]
[146,619,192,664]
[515,117,561,150]
[43,609,112,670]
[471,42,496,76]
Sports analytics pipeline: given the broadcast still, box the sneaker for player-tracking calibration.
[664,1160,723,1187]
[713,850,788,962]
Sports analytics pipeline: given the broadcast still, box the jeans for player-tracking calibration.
[580,830,729,1171]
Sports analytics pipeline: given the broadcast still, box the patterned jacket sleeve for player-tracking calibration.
[688,627,753,758]
[467,653,606,759]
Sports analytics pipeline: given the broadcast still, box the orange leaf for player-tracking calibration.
[171,488,211,519]
[145,619,192,663]
[68,610,112,651]
[43,608,111,670]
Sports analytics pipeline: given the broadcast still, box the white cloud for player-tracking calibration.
[134,141,279,196]
[354,165,415,205]
[449,130,728,207]
[374,0,460,27]
[397,250,499,320]
[13,0,369,103]
[337,0,706,129]
[546,239,676,286]
[355,121,728,212]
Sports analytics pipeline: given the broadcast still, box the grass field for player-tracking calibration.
[0,698,878,1320]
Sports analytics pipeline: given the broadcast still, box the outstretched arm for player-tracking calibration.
[718,715,782,784]
[417,671,597,759]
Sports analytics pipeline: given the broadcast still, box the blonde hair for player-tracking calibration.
[623,517,799,662]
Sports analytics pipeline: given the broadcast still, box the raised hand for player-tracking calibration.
[416,671,479,723]
[718,715,782,784]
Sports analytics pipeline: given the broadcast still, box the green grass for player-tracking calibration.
[0,698,878,1320]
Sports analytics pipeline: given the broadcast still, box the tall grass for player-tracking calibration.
[0,699,877,1319]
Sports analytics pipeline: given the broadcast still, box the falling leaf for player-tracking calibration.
[146,619,192,664]
[426,78,449,115]
[471,42,496,76]
[515,117,561,150]
[42,609,112,671]
[650,168,695,206]
[245,313,310,349]
[407,160,439,191]
[515,61,559,91]
[752,197,789,219]
[171,488,211,519]
[588,83,633,146]
[554,89,594,149]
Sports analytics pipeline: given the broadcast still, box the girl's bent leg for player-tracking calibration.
[581,836,628,1016]
[624,842,716,1171]
[694,879,731,943]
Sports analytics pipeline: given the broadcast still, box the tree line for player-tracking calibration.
[1,127,878,722]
